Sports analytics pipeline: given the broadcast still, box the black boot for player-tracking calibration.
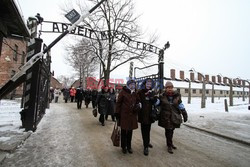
[122,148,127,154]
[144,147,149,156]
[148,143,153,148]
[172,145,177,149]
[127,148,133,154]
[168,147,173,154]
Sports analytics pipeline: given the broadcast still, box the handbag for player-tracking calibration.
[92,108,97,117]
[151,105,160,121]
[171,106,182,126]
[111,121,120,147]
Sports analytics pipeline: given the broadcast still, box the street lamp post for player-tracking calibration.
[190,68,206,108]
[158,42,170,94]
[243,80,246,101]
[186,78,191,104]
[211,82,214,103]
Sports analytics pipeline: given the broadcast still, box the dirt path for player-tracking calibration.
[1,101,250,167]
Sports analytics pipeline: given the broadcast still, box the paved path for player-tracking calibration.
[1,101,250,167]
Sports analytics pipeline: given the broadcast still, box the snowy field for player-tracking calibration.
[0,99,23,133]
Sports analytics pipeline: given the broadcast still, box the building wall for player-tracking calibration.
[0,37,27,98]
[176,87,249,98]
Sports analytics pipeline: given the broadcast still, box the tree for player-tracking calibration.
[57,75,75,88]
[65,38,99,88]
[62,0,158,85]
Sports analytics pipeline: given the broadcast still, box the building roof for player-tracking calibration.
[0,0,30,37]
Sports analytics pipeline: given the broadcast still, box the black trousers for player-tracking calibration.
[70,96,74,102]
[92,100,96,108]
[77,99,82,109]
[99,114,105,124]
[121,129,133,149]
[141,123,151,148]
[165,128,175,147]
[105,114,115,121]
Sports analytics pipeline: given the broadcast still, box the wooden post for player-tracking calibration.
[224,99,228,112]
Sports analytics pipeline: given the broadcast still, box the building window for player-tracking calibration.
[13,44,18,61]
[193,89,196,94]
[199,90,202,94]
[214,90,216,94]
[206,90,209,94]
[185,89,188,93]
[21,51,25,65]
[226,91,229,95]
[241,92,242,95]
[220,90,223,94]
[237,92,239,95]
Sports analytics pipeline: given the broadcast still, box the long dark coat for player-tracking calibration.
[107,92,116,115]
[96,91,110,115]
[84,90,92,104]
[137,89,156,124]
[115,86,139,130]
[75,88,84,101]
[158,92,187,129]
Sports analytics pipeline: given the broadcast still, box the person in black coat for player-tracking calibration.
[137,78,158,156]
[105,88,116,121]
[91,88,98,108]
[63,88,70,103]
[84,88,92,108]
[76,86,84,109]
[96,86,110,126]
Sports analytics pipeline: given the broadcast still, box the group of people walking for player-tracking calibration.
[114,79,188,156]
[50,78,188,156]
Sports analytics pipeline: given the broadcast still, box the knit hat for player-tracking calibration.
[165,81,173,88]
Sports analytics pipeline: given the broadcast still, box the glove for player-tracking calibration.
[183,117,188,122]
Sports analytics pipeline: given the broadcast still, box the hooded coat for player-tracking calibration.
[137,78,157,124]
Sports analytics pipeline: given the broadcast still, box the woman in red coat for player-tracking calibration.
[115,79,140,154]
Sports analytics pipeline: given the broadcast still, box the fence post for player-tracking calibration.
[224,99,228,112]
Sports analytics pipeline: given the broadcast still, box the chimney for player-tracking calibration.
[170,69,175,80]
[198,73,202,81]
[180,71,184,80]
[223,77,227,84]
[217,76,221,83]
[212,76,216,83]
[190,73,194,81]
[205,75,209,82]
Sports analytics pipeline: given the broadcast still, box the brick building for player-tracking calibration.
[50,76,63,90]
[0,37,27,98]
[0,0,30,99]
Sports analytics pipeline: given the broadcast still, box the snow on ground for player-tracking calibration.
[0,99,23,133]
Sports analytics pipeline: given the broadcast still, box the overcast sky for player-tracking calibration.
[18,0,250,81]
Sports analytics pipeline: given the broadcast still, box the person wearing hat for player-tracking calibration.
[137,78,158,156]
[96,86,110,126]
[115,79,140,154]
[158,81,188,154]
